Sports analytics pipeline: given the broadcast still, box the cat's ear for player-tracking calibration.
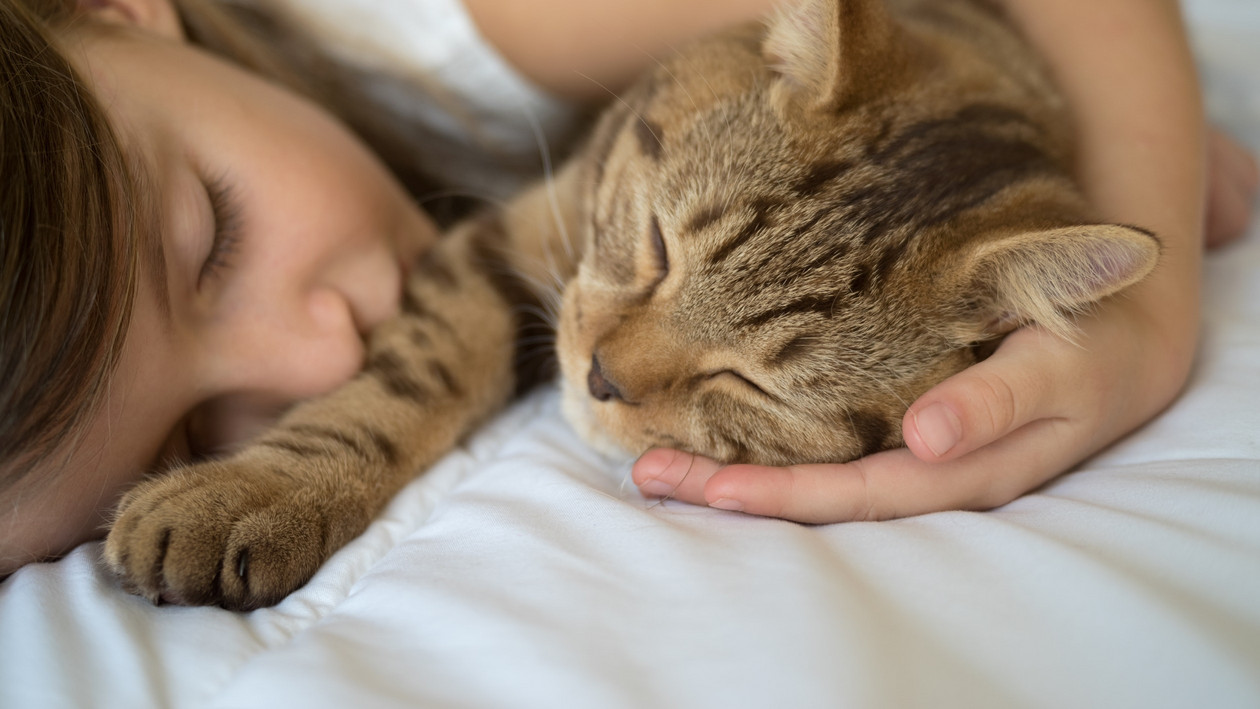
[763,0,919,112]
[951,225,1161,341]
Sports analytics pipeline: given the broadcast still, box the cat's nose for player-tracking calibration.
[587,353,624,402]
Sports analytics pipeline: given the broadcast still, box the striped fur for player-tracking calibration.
[555,0,1159,466]
[105,0,1159,609]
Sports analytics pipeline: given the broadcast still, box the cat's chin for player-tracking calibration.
[558,379,635,459]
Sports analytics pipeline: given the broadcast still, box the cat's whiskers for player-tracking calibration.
[539,285,565,324]
[518,303,560,332]
[839,408,864,460]
[416,188,509,213]
[616,463,638,498]
[511,257,565,306]
[632,42,703,118]
[613,435,697,510]
[574,71,664,158]
[684,49,739,155]
[516,333,556,349]
[519,240,570,300]
[824,341,913,411]
[516,100,578,267]
[518,343,558,371]
[616,469,670,513]
[530,226,570,295]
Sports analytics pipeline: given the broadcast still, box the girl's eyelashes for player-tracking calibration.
[198,175,243,282]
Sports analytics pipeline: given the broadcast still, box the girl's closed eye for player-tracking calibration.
[199,175,243,282]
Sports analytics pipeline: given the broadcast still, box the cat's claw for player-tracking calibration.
[103,459,367,610]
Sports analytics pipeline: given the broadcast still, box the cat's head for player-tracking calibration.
[555,0,1158,465]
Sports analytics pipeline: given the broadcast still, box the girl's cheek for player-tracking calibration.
[187,393,297,457]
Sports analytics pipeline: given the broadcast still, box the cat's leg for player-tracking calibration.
[103,217,521,610]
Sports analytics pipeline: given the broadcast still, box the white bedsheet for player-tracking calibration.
[3,2,1259,707]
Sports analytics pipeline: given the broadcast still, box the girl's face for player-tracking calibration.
[0,0,438,570]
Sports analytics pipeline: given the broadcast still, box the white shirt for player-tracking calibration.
[255,0,583,198]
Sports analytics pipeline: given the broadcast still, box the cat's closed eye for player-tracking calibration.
[648,215,668,278]
[707,369,773,399]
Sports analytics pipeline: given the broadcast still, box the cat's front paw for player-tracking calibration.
[103,458,370,610]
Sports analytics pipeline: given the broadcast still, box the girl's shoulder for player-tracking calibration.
[257,0,584,196]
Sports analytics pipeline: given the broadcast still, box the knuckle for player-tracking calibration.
[965,371,1021,437]
[846,459,887,522]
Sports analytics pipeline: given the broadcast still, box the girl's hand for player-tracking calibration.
[630,0,1242,525]
[1205,127,1259,248]
[630,124,1256,525]
[631,293,1192,523]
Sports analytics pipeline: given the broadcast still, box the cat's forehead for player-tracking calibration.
[586,19,1061,351]
[639,54,889,212]
[643,29,769,121]
[594,76,881,350]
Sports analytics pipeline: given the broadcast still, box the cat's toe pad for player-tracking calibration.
[103,462,368,610]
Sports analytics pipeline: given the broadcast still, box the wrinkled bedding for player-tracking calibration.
[3,2,1259,707]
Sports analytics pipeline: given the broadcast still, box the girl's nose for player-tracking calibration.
[190,285,366,456]
[208,285,366,403]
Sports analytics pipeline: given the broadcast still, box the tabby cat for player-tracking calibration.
[105,0,1159,609]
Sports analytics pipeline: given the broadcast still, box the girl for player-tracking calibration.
[1,0,1255,576]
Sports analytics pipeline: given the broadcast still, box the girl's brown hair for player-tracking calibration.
[0,0,138,491]
[0,0,464,493]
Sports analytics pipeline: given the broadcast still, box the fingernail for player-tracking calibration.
[639,479,676,498]
[915,403,962,457]
[709,498,744,512]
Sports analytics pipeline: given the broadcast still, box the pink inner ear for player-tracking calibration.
[1054,228,1159,302]
[1083,241,1148,292]
[965,225,1159,342]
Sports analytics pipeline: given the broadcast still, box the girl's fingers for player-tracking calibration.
[1204,127,1259,248]
[901,328,1073,464]
[632,447,722,504]
[630,324,1124,524]
[715,415,1076,523]
[635,415,1079,525]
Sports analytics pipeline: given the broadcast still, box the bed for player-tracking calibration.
[3,1,1259,707]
